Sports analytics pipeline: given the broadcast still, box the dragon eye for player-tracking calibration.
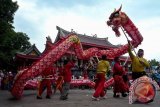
[114,13,119,17]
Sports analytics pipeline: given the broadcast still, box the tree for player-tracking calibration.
[149,59,159,67]
[0,0,18,35]
[12,32,31,51]
[0,30,31,71]
[0,0,31,71]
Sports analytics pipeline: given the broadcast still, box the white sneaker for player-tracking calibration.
[92,96,99,101]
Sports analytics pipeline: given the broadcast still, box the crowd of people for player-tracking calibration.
[1,41,158,104]
[0,70,15,90]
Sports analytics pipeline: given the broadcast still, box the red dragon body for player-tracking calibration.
[11,6,143,99]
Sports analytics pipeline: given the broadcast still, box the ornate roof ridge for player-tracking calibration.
[56,26,108,40]
[17,44,41,56]
[56,26,119,48]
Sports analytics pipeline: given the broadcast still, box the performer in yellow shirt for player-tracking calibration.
[92,55,110,101]
[128,41,150,80]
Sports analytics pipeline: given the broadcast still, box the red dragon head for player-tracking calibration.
[107,5,128,37]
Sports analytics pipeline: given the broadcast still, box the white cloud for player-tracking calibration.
[137,17,160,61]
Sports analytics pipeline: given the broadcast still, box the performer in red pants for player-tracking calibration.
[37,67,54,99]
[112,57,128,98]
[92,55,110,101]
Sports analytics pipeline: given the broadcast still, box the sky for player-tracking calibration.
[12,0,160,61]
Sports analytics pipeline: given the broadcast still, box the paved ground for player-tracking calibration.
[0,89,160,107]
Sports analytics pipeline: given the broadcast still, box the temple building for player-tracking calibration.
[15,26,130,79]
[15,44,41,70]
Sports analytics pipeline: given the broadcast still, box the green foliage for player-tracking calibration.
[149,59,159,67]
[12,32,31,51]
[0,30,31,71]
[0,0,31,71]
[0,0,19,35]
[0,0,19,23]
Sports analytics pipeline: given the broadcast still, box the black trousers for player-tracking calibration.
[132,71,146,80]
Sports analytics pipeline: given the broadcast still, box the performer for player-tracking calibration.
[128,41,155,103]
[123,65,129,92]
[128,41,150,80]
[92,55,110,101]
[54,64,64,94]
[37,66,54,99]
[60,58,76,100]
[112,57,128,98]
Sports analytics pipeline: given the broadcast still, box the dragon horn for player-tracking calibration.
[113,8,116,12]
[117,4,122,12]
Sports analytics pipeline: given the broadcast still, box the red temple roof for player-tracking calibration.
[55,26,121,49]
